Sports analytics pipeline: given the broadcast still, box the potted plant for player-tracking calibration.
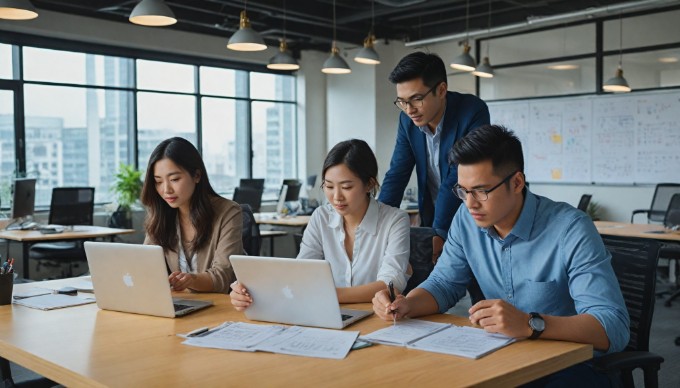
[109,163,143,229]
[586,201,603,221]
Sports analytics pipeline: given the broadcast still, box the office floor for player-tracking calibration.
[7,292,680,387]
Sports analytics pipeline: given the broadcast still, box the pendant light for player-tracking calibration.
[472,0,494,78]
[0,0,38,20]
[354,0,380,65]
[129,0,176,27]
[450,0,475,71]
[227,1,267,52]
[603,15,631,93]
[267,0,299,70]
[322,0,351,74]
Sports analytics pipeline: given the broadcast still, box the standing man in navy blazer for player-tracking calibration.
[379,52,489,260]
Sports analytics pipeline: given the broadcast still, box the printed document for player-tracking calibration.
[182,322,359,359]
[360,319,450,346]
[407,325,515,359]
[361,320,515,359]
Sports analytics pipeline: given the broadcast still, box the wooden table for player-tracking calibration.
[0,278,592,387]
[595,221,680,242]
[0,226,135,279]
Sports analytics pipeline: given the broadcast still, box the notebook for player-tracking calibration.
[230,255,373,329]
[84,241,213,318]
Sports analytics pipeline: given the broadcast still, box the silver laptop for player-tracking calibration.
[230,255,373,329]
[84,241,212,318]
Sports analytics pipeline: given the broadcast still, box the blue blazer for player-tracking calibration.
[378,91,489,238]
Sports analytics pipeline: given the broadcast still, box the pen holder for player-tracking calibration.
[0,274,13,306]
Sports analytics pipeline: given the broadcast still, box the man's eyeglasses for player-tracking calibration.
[453,171,519,202]
[393,84,439,111]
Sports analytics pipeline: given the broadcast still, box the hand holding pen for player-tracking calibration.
[388,281,397,326]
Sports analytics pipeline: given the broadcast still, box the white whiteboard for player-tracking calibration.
[488,90,680,184]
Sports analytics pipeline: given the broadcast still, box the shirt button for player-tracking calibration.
[508,295,512,299]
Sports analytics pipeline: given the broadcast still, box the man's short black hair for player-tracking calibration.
[388,52,447,90]
[449,125,524,177]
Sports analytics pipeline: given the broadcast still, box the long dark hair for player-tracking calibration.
[322,139,379,196]
[141,137,218,253]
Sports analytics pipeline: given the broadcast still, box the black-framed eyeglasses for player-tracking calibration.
[453,171,519,202]
[393,83,439,111]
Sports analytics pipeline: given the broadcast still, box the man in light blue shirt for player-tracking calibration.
[373,125,628,385]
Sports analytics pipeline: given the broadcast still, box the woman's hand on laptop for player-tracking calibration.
[230,281,253,311]
[168,271,196,292]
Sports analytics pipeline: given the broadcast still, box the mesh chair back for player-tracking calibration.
[49,187,95,225]
[648,183,680,223]
[602,236,660,351]
[293,233,303,255]
[664,193,680,229]
[240,204,261,256]
[577,194,592,212]
[404,227,435,294]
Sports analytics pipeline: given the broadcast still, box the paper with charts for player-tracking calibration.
[360,319,515,359]
[182,321,359,359]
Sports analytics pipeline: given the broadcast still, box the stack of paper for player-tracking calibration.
[13,294,96,310]
[360,319,515,359]
[182,322,359,360]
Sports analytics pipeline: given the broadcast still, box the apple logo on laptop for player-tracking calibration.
[122,273,134,287]
[281,285,294,299]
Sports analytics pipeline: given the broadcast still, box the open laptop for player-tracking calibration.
[84,241,212,318]
[230,255,373,329]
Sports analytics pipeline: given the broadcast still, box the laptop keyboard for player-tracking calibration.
[341,314,352,321]
[173,303,192,312]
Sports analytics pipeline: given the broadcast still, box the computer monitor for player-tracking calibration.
[282,179,302,202]
[49,187,95,226]
[10,178,36,220]
[239,178,265,191]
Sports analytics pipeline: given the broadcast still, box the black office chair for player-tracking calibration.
[661,193,680,307]
[403,227,484,304]
[233,186,264,213]
[240,204,261,256]
[30,187,95,278]
[577,194,592,212]
[631,183,680,224]
[595,236,664,388]
[293,233,303,255]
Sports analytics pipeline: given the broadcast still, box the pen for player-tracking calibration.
[186,326,210,337]
[388,281,397,326]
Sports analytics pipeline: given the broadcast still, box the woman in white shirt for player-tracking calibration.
[231,139,410,308]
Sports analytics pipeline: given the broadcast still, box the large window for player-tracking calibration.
[479,7,680,100]
[1,43,297,208]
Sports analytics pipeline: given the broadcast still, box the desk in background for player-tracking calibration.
[255,214,310,256]
[0,278,592,387]
[595,221,680,242]
[0,226,135,279]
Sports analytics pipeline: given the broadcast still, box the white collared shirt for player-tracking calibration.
[418,106,446,206]
[177,220,198,274]
[297,198,410,292]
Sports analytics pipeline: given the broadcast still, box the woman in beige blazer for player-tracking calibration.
[141,137,243,294]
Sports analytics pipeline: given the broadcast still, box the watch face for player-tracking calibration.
[530,316,545,331]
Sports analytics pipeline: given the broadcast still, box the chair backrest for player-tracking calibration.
[233,186,263,213]
[664,193,680,229]
[648,183,680,223]
[281,179,302,202]
[601,236,661,351]
[239,178,265,191]
[239,204,261,256]
[49,187,95,225]
[404,227,435,294]
[293,233,303,255]
[577,194,592,212]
